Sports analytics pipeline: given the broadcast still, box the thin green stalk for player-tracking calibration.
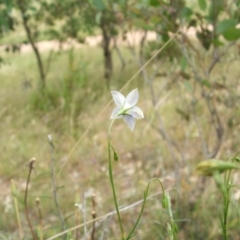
[25,159,38,240]
[108,119,125,239]
[222,151,240,240]
[11,180,24,239]
[126,178,165,240]
[215,171,230,240]
[225,150,240,183]
[222,188,230,240]
[166,193,178,240]
[48,135,66,235]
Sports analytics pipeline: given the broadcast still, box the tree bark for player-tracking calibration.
[100,20,113,88]
[17,0,46,90]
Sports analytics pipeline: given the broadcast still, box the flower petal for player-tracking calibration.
[125,89,139,108]
[111,91,125,107]
[123,115,135,131]
[127,106,144,119]
[110,107,122,119]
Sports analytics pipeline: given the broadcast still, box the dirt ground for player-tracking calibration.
[0,28,198,54]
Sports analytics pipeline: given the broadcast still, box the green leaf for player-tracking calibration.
[133,18,147,28]
[4,0,13,12]
[150,0,160,7]
[216,19,236,34]
[161,193,168,209]
[162,33,169,42]
[119,0,126,7]
[222,28,240,41]
[184,81,192,91]
[95,11,102,24]
[198,0,207,11]
[211,38,224,46]
[29,6,37,12]
[149,15,161,24]
[180,56,187,71]
[113,151,118,162]
[110,145,119,162]
[201,79,211,88]
[235,157,240,162]
[180,7,193,21]
[176,108,190,121]
[91,0,106,11]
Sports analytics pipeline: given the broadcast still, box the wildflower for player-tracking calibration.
[110,88,144,131]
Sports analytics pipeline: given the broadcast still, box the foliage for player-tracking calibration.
[2,0,240,239]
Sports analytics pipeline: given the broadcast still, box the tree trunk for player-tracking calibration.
[17,0,46,90]
[100,20,113,88]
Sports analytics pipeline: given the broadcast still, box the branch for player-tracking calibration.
[207,41,236,76]
[176,34,224,158]
[17,0,46,89]
[127,30,185,176]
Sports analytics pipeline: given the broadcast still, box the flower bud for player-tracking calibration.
[196,159,240,176]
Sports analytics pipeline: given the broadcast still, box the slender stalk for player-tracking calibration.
[74,204,80,240]
[48,135,66,235]
[91,195,97,240]
[126,178,165,240]
[216,170,231,240]
[221,152,240,240]
[11,180,24,239]
[223,190,229,240]
[107,119,125,239]
[24,158,38,240]
[36,198,44,240]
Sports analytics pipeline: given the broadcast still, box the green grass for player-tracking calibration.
[1,32,240,240]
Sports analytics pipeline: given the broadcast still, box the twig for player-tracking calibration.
[46,189,172,240]
[176,34,224,158]
[91,195,97,240]
[36,198,44,240]
[207,42,236,76]
[83,193,87,236]
[24,158,38,240]
[74,204,80,240]
[127,30,183,183]
[48,135,66,235]
[99,214,113,240]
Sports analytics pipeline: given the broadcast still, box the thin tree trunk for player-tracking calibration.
[17,0,46,90]
[100,20,113,88]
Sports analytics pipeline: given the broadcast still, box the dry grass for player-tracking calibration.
[1,34,240,240]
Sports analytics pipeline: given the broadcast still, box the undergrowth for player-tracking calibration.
[1,32,240,240]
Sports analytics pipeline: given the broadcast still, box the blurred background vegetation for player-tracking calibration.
[1,0,240,239]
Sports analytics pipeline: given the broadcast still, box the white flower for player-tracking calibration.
[110,88,144,131]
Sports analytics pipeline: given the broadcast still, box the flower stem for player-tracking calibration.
[25,158,38,240]
[126,178,165,240]
[223,191,229,240]
[223,173,230,240]
[108,119,125,239]
[215,171,230,240]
